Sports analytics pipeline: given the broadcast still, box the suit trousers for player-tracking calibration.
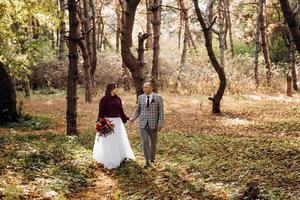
[140,123,157,163]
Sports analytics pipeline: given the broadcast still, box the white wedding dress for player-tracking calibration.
[92,117,135,169]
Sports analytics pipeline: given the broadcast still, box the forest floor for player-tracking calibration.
[1,89,300,199]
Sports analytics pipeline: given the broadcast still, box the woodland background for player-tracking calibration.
[0,0,300,199]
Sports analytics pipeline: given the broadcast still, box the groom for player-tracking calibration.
[129,82,164,167]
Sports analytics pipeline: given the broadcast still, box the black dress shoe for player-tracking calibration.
[144,162,151,168]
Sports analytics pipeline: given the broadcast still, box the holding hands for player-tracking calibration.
[128,119,134,126]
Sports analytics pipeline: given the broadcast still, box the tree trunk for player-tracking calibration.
[101,24,107,50]
[97,16,104,51]
[179,0,197,53]
[115,0,121,52]
[123,1,135,48]
[176,0,188,88]
[180,5,188,71]
[0,62,17,123]
[138,33,151,66]
[188,28,197,53]
[287,29,299,91]
[137,33,151,95]
[119,0,131,91]
[56,0,60,47]
[56,29,60,49]
[97,17,100,49]
[66,0,79,135]
[96,3,104,51]
[225,0,234,57]
[279,0,300,54]
[290,44,298,91]
[78,39,93,103]
[23,81,30,97]
[80,0,93,102]
[121,0,149,99]
[58,0,66,66]
[151,0,162,93]
[218,0,225,67]
[83,0,93,65]
[32,18,40,39]
[51,29,55,49]
[193,0,226,114]
[122,62,131,91]
[178,1,183,49]
[254,2,261,88]
[287,74,292,96]
[224,11,228,50]
[89,0,97,87]
[259,0,272,85]
[145,0,153,50]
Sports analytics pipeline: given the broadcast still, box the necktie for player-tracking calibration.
[147,96,150,107]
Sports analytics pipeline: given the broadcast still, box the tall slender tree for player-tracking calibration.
[259,0,272,85]
[178,1,183,49]
[89,0,97,86]
[115,0,121,52]
[218,0,225,67]
[254,1,261,88]
[145,0,153,50]
[78,1,93,102]
[58,0,66,66]
[98,19,105,51]
[287,29,298,91]
[151,0,162,92]
[225,0,234,57]
[96,1,104,50]
[192,0,226,113]
[176,0,188,88]
[66,0,80,135]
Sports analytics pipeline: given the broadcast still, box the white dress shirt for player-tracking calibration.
[145,93,153,105]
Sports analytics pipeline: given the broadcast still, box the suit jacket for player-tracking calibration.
[131,93,164,130]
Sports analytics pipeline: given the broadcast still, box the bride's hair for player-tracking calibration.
[105,83,117,97]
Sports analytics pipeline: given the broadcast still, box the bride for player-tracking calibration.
[93,83,135,169]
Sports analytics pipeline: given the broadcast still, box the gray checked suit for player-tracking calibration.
[131,93,164,163]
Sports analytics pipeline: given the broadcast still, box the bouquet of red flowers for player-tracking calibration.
[96,118,115,137]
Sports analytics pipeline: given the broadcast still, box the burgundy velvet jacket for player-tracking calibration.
[98,95,129,123]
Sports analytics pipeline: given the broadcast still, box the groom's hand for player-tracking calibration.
[157,126,162,131]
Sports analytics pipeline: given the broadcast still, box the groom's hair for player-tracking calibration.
[144,81,153,87]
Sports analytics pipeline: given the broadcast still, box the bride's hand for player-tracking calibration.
[128,119,133,125]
